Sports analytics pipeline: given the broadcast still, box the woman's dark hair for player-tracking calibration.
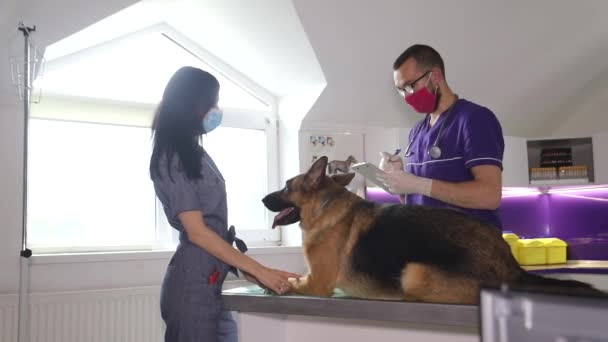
[150,66,219,180]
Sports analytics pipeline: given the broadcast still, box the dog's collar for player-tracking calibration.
[312,197,331,217]
[313,191,344,217]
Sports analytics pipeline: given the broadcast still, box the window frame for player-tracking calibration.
[41,23,275,110]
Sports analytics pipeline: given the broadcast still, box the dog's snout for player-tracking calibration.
[262,191,291,212]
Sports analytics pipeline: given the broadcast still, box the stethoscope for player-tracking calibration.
[403,95,459,160]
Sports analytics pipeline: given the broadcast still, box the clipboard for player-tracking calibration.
[350,162,391,193]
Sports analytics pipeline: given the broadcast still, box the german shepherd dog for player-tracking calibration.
[262,156,605,304]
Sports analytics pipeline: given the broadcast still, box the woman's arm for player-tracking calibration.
[178,210,299,293]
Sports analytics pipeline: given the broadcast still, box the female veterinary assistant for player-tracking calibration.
[150,67,298,342]
[378,44,504,229]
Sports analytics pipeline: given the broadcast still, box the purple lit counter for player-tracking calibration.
[366,185,608,262]
[365,187,402,203]
[523,260,608,291]
[566,238,608,261]
[523,260,608,275]
[501,185,608,261]
[364,186,608,292]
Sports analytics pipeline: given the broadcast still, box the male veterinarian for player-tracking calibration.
[378,44,505,228]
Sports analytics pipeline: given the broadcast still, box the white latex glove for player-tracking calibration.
[376,170,433,196]
[378,151,404,172]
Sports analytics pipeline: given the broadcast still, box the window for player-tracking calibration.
[28,25,278,253]
[37,28,270,110]
[159,125,276,249]
[203,127,268,231]
[28,119,157,251]
[28,119,275,252]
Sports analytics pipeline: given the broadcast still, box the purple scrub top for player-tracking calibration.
[404,98,504,228]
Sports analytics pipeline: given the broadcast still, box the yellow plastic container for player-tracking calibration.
[536,238,567,264]
[502,232,520,262]
[517,239,546,265]
[516,238,568,265]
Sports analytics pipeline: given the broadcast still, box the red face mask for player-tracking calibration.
[404,86,437,114]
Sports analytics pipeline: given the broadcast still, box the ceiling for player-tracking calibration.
[15,0,608,136]
[292,0,608,136]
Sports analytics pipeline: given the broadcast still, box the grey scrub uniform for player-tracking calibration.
[153,149,241,342]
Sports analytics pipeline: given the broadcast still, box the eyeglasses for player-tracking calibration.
[397,71,432,96]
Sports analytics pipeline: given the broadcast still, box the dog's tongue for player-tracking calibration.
[272,207,294,229]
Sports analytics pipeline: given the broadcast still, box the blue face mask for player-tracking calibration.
[203,108,223,133]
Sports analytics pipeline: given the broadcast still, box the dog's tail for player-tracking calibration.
[513,271,606,297]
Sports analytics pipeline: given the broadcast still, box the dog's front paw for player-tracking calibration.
[287,275,327,296]
[288,276,307,287]
[282,277,301,293]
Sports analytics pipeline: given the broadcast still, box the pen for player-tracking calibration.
[394,148,402,156]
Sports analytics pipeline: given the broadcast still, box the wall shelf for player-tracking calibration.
[526,137,595,185]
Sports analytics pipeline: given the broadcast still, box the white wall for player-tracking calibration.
[237,314,478,342]
[547,72,608,137]
[284,316,477,342]
[0,0,141,296]
[14,0,137,51]
[0,0,28,294]
[25,249,305,293]
[0,0,315,300]
[299,121,404,166]
[0,2,312,301]
[291,0,608,138]
[0,100,21,294]
[1,0,607,330]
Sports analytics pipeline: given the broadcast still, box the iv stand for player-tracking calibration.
[16,22,35,342]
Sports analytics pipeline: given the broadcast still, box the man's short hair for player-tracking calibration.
[393,44,445,78]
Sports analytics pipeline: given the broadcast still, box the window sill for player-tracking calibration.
[30,246,302,265]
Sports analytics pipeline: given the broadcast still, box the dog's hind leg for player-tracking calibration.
[400,263,479,305]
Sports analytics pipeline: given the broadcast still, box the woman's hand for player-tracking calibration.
[251,266,301,295]
[177,211,301,294]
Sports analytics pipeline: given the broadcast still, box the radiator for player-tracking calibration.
[0,294,18,342]
[0,287,164,342]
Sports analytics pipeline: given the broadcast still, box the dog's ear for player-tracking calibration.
[331,173,355,187]
[305,156,328,189]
